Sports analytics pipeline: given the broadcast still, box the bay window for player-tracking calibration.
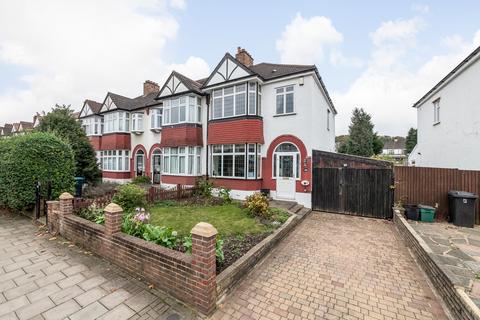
[151,108,162,129]
[163,96,201,125]
[100,150,130,172]
[276,85,295,115]
[104,111,130,133]
[211,82,260,120]
[162,146,202,175]
[131,112,144,132]
[211,144,261,179]
[82,117,103,136]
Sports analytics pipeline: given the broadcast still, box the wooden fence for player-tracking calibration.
[394,166,480,223]
[73,184,197,213]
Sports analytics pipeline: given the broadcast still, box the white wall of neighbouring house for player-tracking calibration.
[413,55,480,170]
[130,108,161,164]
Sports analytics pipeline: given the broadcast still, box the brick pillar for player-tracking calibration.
[104,203,123,236]
[58,193,73,235]
[46,200,60,235]
[191,222,218,315]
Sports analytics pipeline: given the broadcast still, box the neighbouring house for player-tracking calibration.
[79,47,337,207]
[0,123,13,138]
[381,136,406,162]
[408,45,480,170]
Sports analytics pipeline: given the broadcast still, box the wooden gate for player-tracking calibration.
[312,168,394,219]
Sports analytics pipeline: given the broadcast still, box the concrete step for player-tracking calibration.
[291,204,303,213]
[298,207,312,216]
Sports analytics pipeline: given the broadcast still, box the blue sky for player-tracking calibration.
[0,0,479,135]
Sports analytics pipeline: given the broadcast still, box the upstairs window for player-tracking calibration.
[211,84,247,119]
[104,112,130,133]
[82,117,103,136]
[151,108,162,130]
[131,113,144,132]
[163,96,201,125]
[433,99,440,124]
[275,85,295,115]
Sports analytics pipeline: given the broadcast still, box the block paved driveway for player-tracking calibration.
[0,214,195,320]
[212,212,448,320]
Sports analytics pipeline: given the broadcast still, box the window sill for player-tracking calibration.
[131,130,144,135]
[161,173,202,177]
[102,170,130,173]
[210,176,262,180]
[433,122,441,126]
[150,128,162,133]
[273,112,296,118]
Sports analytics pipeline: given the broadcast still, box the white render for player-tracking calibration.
[409,48,480,170]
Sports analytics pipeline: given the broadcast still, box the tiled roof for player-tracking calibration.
[383,137,406,150]
[172,71,203,95]
[85,100,103,114]
[104,92,160,112]
[19,121,33,130]
[249,63,316,80]
[2,124,12,135]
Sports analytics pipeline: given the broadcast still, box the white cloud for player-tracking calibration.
[276,14,345,64]
[169,0,186,10]
[166,56,211,81]
[0,0,209,124]
[333,17,479,136]
[411,3,430,14]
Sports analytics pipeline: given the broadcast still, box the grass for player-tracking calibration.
[149,202,271,237]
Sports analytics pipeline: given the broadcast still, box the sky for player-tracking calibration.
[0,0,479,136]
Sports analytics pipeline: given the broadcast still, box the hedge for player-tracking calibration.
[0,132,75,210]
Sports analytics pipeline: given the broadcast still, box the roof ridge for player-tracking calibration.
[253,62,316,68]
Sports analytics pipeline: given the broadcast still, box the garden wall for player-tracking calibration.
[48,193,218,315]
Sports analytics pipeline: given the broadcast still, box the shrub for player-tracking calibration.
[132,175,151,185]
[218,187,232,204]
[112,184,147,213]
[0,132,75,210]
[183,235,224,264]
[77,203,105,224]
[245,192,270,219]
[122,209,149,237]
[143,225,178,249]
[195,178,213,198]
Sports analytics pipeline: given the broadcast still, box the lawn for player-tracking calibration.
[149,202,271,237]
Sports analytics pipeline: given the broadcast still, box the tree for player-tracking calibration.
[340,108,380,157]
[36,105,101,183]
[405,128,417,154]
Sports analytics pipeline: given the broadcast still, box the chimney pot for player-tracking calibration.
[235,47,254,67]
[143,80,159,96]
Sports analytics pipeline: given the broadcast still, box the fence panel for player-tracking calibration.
[394,166,480,223]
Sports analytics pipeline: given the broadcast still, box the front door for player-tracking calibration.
[152,154,161,184]
[136,154,144,177]
[276,154,296,199]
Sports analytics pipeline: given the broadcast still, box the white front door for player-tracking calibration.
[276,154,296,199]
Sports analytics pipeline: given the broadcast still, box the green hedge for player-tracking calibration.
[0,132,75,210]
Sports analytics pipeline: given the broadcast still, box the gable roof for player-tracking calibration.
[99,91,160,114]
[202,53,254,88]
[413,45,480,108]
[249,63,316,80]
[19,121,33,131]
[382,137,406,150]
[85,100,103,114]
[2,124,12,135]
[157,71,204,100]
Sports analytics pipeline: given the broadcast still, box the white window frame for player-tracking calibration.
[82,117,103,136]
[211,83,248,120]
[433,99,440,125]
[103,111,130,133]
[151,107,162,130]
[211,144,262,179]
[162,146,202,176]
[100,150,130,172]
[131,112,144,132]
[275,85,295,115]
[162,96,201,126]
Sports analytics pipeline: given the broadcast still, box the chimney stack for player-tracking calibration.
[143,80,160,96]
[235,47,254,67]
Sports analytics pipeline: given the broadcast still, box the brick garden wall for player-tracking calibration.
[48,193,218,315]
[393,210,480,320]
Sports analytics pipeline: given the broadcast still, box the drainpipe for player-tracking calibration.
[205,94,210,180]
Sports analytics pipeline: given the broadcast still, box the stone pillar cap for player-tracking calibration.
[59,192,74,200]
[191,222,217,237]
[105,203,123,213]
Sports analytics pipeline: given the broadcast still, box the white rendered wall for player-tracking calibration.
[413,57,480,170]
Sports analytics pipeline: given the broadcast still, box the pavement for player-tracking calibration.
[0,213,196,320]
[409,220,480,308]
[211,212,447,320]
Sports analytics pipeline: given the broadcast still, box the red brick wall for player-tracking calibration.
[208,118,264,144]
[162,175,197,186]
[211,178,262,191]
[262,135,311,193]
[102,171,131,179]
[88,136,102,151]
[100,133,131,150]
[160,125,203,147]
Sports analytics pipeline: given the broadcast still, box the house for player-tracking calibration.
[408,45,480,170]
[381,136,406,162]
[0,124,13,138]
[79,47,337,207]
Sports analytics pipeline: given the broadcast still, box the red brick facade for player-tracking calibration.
[88,136,102,151]
[162,175,197,186]
[160,124,203,147]
[102,171,131,179]
[100,133,131,150]
[211,178,262,191]
[208,118,264,145]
